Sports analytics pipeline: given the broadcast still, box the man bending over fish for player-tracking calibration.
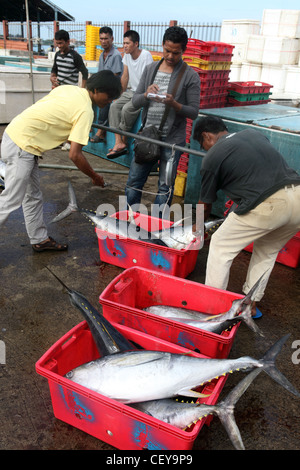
[0,71,121,252]
[193,116,300,317]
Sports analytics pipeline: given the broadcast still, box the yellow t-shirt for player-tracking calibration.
[6,85,93,156]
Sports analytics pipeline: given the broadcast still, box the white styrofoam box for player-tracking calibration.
[231,44,248,64]
[260,64,288,94]
[246,35,265,64]
[220,19,260,45]
[284,66,300,97]
[0,70,50,123]
[261,9,300,38]
[262,37,300,65]
[229,64,242,82]
[240,62,262,82]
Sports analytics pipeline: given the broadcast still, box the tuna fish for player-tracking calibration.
[143,272,267,336]
[46,267,137,357]
[65,334,300,404]
[50,182,167,246]
[50,182,201,249]
[131,368,262,450]
[144,304,263,336]
[150,218,200,250]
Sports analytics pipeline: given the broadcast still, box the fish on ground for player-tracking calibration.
[50,181,203,249]
[65,334,300,404]
[131,368,262,450]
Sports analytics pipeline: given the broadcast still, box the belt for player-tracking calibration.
[284,183,300,189]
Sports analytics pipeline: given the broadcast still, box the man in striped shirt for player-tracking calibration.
[51,30,89,88]
[51,30,89,150]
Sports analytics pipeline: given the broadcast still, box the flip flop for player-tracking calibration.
[106,148,128,159]
[90,135,105,143]
[252,307,263,319]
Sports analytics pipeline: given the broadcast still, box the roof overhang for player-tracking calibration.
[0,0,75,22]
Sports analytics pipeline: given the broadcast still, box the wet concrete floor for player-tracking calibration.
[0,124,299,451]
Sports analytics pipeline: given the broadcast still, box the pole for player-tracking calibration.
[25,0,35,104]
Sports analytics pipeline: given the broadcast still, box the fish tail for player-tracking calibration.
[214,369,262,450]
[50,181,78,223]
[260,334,300,397]
[241,270,270,305]
[239,305,264,337]
[182,371,254,449]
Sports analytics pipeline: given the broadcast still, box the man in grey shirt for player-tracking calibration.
[193,115,300,317]
[90,27,123,143]
[125,26,200,214]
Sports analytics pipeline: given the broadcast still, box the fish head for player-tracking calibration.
[65,360,99,386]
[80,208,107,228]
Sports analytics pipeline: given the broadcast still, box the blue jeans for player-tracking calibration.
[93,103,110,126]
[125,140,185,215]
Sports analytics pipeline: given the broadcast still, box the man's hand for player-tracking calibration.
[50,74,59,88]
[91,173,105,187]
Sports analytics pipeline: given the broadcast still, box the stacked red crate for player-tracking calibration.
[227,81,273,107]
[183,39,234,110]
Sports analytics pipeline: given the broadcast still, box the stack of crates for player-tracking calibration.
[85,25,101,61]
[183,38,234,109]
[227,81,273,106]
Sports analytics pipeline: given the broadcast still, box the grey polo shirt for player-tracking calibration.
[97,46,123,75]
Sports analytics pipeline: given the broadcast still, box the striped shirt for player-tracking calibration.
[51,49,89,86]
[145,70,171,137]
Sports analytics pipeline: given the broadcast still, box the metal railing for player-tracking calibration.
[1,20,221,52]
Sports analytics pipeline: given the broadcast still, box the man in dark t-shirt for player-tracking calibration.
[193,116,300,316]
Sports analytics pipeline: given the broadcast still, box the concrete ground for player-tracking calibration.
[0,124,299,451]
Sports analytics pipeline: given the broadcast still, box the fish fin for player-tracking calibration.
[177,389,211,399]
[202,313,220,321]
[260,334,300,397]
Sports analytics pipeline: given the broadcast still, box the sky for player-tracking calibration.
[54,0,300,23]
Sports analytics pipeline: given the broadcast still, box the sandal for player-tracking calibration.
[90,135,105,143]
[32,236,68,252]
[106,148,128,159]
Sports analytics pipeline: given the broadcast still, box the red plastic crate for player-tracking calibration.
[227,97,271,107]
[186,39,234,55]
[36,320,227,450]
[184,49,233,62]
[200,93,228,109]
[201,86,229,97]
[228,81,273,94]
[95,211,203,278]
[244,232,300,268]
[99,266,242,359]
[191,67,231,81]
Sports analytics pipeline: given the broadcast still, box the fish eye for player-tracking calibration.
[66,370,74,378]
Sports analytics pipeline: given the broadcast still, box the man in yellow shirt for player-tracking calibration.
[0,70,121,252]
